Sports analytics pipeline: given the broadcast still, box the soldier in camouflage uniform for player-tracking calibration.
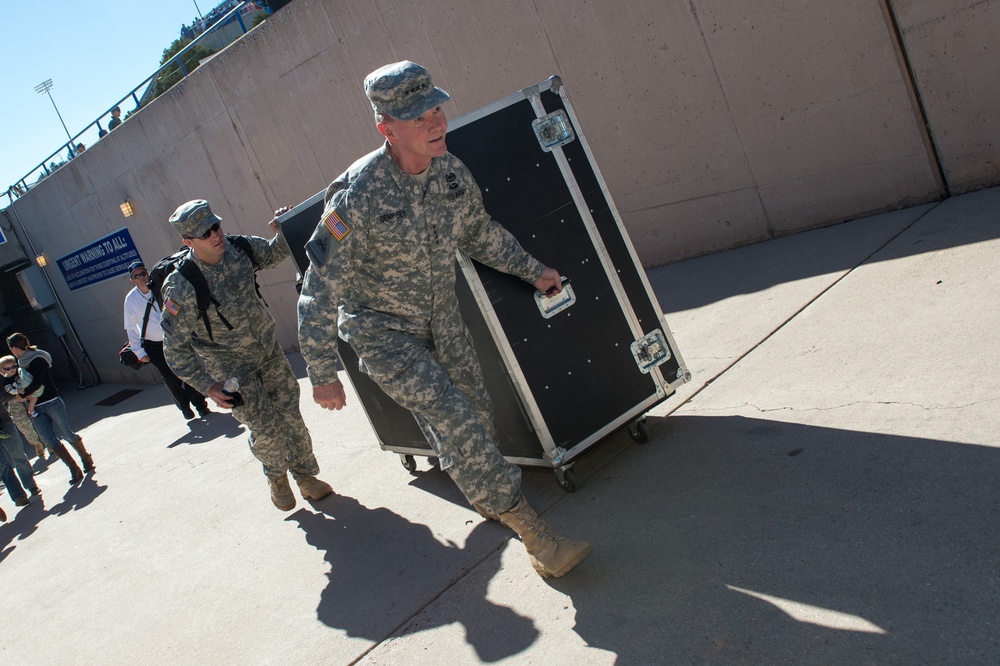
[298,61,591,578]
[160,199,333,511]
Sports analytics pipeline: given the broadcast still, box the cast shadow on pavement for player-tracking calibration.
[0,493,47,564]
[167,413,246,448]
[30,451,55,473]
[59,383,155,432]
[288,495,539,662]
[400,431,629,508]
[0,473,109,564]
[652,188,1000,314]
[46,473,108,517]
[542,414,1000,664]
[400,457,477,510]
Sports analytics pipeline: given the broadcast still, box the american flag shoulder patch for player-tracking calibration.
[164,298,181,316]
[322,209,350,241]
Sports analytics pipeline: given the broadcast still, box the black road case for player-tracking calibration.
[280,76,690,491]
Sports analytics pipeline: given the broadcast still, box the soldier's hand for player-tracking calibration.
[269,206,291,233]
[206,381,234,409]
[533,267,563,296]
[313,380,347,411]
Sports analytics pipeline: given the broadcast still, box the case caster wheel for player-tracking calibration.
[628,418,649,443]
[400,454,417,473]
[555,467,578,493]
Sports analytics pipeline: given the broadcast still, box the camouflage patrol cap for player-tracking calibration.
[169,199,222,239]
[364,61,450,121]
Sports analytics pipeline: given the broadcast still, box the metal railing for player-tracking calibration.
[6,1,263,203]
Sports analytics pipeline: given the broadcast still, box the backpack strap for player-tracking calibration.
[228,235,258,268]
[176,256,234,342]
[139,297,154,344]
[228,235,268,306]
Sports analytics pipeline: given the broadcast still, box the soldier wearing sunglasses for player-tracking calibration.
[159,200,333,512]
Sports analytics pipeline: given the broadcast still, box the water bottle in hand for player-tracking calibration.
[222,377,244,407]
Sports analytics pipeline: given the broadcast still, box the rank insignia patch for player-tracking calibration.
[164,298,181,316]
[322,209,351,241]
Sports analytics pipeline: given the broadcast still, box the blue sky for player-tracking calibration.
[0,0,215,197]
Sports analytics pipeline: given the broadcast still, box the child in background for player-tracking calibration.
[0,355,42,416]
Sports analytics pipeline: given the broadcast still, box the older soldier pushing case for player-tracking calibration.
[284,71,689,488]
[296,62,597,579]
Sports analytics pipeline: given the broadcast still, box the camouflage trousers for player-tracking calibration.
[230,341,320,480]
[6,401,46,455]
[355,327,521,516]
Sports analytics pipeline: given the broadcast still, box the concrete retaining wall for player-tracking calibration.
[4,0,998,384]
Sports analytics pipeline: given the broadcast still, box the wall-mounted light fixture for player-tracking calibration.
[35,254,48,267]
[120,199,135,217]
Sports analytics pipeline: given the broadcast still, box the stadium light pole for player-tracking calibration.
[193,1,204,18]
[34,79,75,149]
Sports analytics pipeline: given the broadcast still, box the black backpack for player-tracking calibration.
[149,234,264,341]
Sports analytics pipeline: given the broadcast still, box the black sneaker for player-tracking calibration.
[181,407,196,420]
[15,496,29,507]
[28,486,41,497]
[197,405,212,417]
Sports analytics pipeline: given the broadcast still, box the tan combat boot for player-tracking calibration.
[498,496,593,578]
[268,474,296,511]
[296,476,334,501]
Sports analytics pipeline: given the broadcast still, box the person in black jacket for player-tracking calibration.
[5,333,94,485]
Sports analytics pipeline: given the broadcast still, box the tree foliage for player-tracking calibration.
[151,37,216,100]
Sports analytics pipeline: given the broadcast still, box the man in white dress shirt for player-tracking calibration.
[123,261,210,421]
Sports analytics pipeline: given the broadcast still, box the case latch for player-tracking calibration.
[532,110,576,152]
[631,329,671,374]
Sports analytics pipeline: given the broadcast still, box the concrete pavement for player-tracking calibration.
[2,186,999,664]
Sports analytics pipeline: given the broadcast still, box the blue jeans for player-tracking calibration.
[0,427,28,502]
[31,397,80,450]
[1,421,35,487]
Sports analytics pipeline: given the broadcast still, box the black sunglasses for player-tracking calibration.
[131,270,148,279]
[185,222,221,240]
